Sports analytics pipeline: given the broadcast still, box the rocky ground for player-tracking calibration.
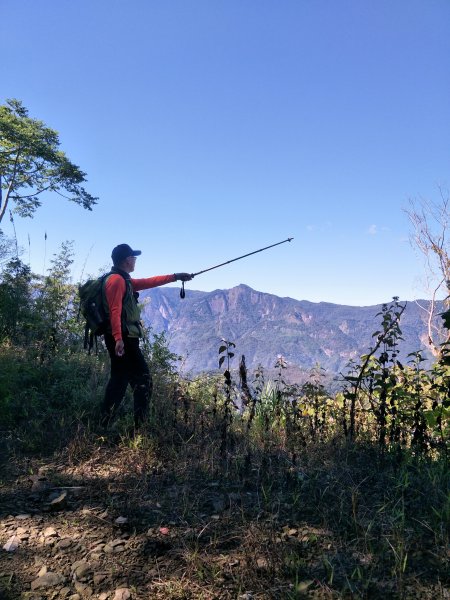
[1,439,449,600]
[0,444,313,600]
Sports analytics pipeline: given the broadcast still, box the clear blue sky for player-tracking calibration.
[1,0,449,305]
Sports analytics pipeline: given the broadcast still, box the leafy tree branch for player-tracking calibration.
[0,98,98,223]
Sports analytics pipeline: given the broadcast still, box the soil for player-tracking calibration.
[1,443,448,600]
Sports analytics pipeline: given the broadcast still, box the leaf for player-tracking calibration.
[219,356,225,368]
[296,580,314,592]
[440,309,450,330]
[218,345,227,354]
[228,352,234,359]
[424,410,437,428]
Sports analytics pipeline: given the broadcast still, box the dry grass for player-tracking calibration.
[1,404,448,600]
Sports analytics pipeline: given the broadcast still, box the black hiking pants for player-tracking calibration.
[101,333,153,428]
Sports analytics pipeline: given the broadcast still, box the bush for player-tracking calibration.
[0,343,108,452]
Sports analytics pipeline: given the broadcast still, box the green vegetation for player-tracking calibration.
[0,99,97,224]
[0,244,449,599]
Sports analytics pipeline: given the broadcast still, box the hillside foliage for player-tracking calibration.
[0,243,449,599]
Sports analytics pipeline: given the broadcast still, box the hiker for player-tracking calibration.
[100,243,192,429]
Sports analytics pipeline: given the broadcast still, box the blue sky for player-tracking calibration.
[1,0,449,306]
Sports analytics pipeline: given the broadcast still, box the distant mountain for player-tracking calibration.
[139,284,442,377]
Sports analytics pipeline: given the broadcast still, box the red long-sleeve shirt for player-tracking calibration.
[105,274,176,341]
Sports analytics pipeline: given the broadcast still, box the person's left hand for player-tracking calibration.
[174,272,194,281]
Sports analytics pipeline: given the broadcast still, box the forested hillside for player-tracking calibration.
[139,284,442,374]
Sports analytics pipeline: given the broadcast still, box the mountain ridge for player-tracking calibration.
[139,284,441,376]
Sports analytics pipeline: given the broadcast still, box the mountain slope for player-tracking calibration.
[139,284,439,374]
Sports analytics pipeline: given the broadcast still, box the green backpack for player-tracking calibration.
[78,272,113,351]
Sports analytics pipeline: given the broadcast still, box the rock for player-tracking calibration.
[93,574,107,585]
[113,589,131,600]
[75,582,93,595]
[69,595,81,600]
[3,535,20,551]
[50,491,68,510]
[114,517,128,525]
[256,558,268,569]
[57,538,73,549]
[38,566,48,577]
[98,594,109,600]
[90,552,102,560]
[59,587,72,598]
[15,514,31,520]
[43,527,58,538]
[71,560,92,580]
[30,572,64,590]
[44,536,57,546]
[104,538,125,553]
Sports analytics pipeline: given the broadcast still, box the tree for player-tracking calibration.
[0,98,97,224]
[34,241,78,358]
[0,257,33,343]
[405,189,450,356]
[0,229,15,266]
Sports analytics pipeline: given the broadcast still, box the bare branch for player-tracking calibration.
[405,191,450,354]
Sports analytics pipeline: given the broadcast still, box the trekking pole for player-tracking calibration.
[180,237,294,298]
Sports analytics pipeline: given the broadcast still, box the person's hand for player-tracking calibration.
[115,340,125,357]
[174,273,194,281]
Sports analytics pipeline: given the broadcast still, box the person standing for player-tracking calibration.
[100,243,192,429]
